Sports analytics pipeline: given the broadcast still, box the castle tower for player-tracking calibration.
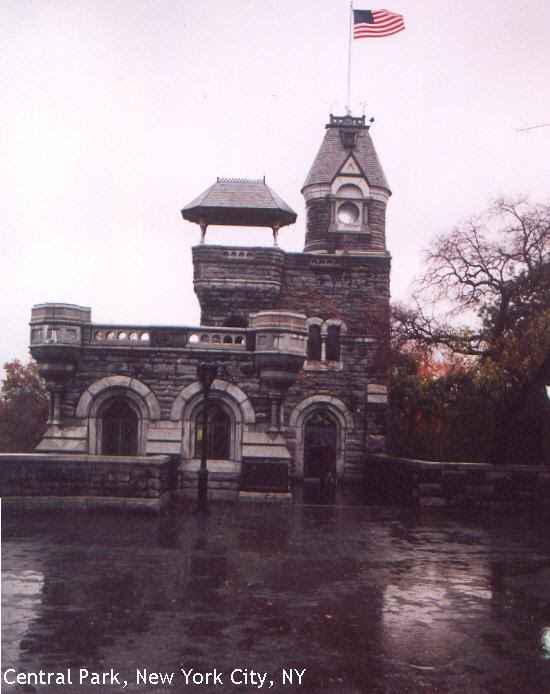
[25,111,393,505]
[302,114,391,254]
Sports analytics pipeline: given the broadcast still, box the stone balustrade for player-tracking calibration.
[31,304,249,352]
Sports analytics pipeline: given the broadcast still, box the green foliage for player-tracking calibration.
[0,359,48,452]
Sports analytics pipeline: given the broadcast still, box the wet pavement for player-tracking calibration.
[2,497,550,693]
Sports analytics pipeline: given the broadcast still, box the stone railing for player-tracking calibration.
[85,325,249,350]
[87,326,248,350]
[30,304,303,354]
[89,326,152,344]
[186,327,247,350]
[30,304,250,352]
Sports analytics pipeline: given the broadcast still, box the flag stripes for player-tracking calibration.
[353,9,405,39]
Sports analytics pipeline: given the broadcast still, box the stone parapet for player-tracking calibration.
[366,454,550,510]
[0,453,176,513]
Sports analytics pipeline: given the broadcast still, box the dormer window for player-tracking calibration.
[340,130,357,149]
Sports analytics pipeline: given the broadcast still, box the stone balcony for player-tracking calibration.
[30,304,306,359]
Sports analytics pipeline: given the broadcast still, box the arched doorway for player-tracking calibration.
[304,411,337,479]
[101,399,138,456]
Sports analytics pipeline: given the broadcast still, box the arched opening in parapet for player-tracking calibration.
[303,410,337,479]
[101,398,139,456]
[194,402,231,460]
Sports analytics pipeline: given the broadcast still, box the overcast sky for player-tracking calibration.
[1,0,549,369]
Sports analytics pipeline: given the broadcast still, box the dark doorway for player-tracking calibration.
[101,399,138,456]
[304,411,337,478]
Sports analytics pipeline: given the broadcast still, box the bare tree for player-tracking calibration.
[393,198,550,463]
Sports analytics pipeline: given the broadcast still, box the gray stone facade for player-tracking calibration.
[29,114,391,500]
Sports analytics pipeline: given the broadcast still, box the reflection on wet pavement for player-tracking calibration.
[2,504,550,693]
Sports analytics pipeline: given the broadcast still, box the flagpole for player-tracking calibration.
[346,1,353,114]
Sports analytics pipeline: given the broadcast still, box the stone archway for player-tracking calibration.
[288,395,353,478]
[76,375,160,455]
[171,378,255,462]
[303,410,338,478]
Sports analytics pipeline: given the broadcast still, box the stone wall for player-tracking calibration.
[304,198,332,253]
[0,453,176,512]
[281,252,391,470]
[192,245,285,326]
[304,198,387,254]
[61,348,263,424]
[367,454,550,510]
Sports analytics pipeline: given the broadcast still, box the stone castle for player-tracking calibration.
[29,113,391,501]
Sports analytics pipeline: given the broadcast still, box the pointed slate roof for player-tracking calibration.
[182,178,296,228]
[302,115,391,193]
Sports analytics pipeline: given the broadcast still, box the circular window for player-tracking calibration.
[337,202,360,225]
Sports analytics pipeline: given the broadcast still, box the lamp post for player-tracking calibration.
[195,361,217,514]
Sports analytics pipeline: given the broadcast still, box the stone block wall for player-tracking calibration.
[304,198,332,253]
[0,453,176,512]
[174,247,391,477]
[61,349,263,425]
[304,198,387,254]
[192,245,285,325]
[367,454,550,510]
[280,253,390,338]
[281,252,391,467]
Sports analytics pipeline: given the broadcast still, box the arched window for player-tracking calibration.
[101,399,138,456]
[326,325,341,361]
[307,324,322,360]
[194,402,231,459]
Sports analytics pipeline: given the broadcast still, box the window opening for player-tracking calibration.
[326,325,341,361]
[101,399,138,456]
[307,324,322,360]
[194,402,231,459]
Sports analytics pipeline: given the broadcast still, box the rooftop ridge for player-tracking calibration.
[217,177,266,184]
[327,114,369,129]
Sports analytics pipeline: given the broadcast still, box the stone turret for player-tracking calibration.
[30,303,91,427]
[302,114,391,254]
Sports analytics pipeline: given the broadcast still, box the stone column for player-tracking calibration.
[46,383,64,426]
[268,391,283,432]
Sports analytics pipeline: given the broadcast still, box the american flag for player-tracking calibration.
[353,9,405,38]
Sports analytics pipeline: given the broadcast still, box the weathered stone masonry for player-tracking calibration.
[27,113,393,501]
